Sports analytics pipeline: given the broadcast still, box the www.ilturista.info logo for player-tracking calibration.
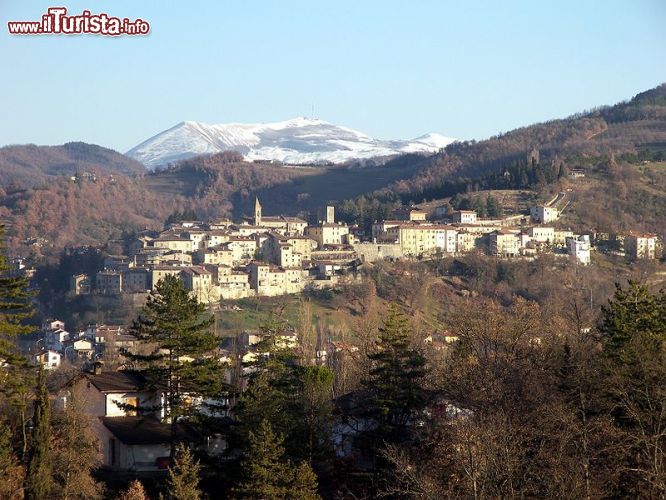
[7,7,150,36]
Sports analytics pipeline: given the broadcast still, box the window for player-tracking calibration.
[109,438,117,466]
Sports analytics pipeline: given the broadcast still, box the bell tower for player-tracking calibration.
[254,197,262,225]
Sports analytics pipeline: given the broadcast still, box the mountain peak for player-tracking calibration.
[127,118,456,169]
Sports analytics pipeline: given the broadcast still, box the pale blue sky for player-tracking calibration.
[1,0,665,152]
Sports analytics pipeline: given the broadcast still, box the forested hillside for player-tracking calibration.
[0,142,146,186]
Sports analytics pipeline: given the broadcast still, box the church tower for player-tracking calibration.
[254,197,262,225]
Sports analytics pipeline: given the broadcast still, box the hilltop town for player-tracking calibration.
[66,188,661,306]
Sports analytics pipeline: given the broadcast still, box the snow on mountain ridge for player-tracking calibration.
[127,118,456,169]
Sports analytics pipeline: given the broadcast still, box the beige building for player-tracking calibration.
[624,233,659,260]
[150,265,184,287]
[198,246,234,267]
[181,266,217,304]
[305,223,351,247]
[489,230,521,257]
[385,224,458,256]
[152,234,193,253]
[216,266,251,300]
[456,231,483,253]
[223,237,258,264]
[247,262,305,296]
[262,233,317,267]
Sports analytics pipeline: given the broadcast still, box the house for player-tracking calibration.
[247,262,304,296]
[181,266,218,304]
[96,271,123,294]
[567,235,591,265]
[33,349,61,370]
[64,338,95,361]
[530,205,559,223]
[152,234,194,253]
[489,230,520,257]
[451,210,477,224]
[305,223,351,247]
[150,264,185,287]
[624,233,659,260]
[44,328,70,351]
[70,274,91,295]
[64,370,189,471]
[384,224,458,256]
[528,226,555,245]
[99,417,199,471]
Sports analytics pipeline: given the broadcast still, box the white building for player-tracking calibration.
[33,350,61,370]
[567,235,591,265]
[451,210,477,224]
[530,205,559,223]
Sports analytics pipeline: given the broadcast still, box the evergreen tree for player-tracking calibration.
[235,320,334,471]
[235,420,290,499]
[234,420,320,500]
[119,480,149,500]
[601,281,666,496]
[601,281,666,363]
[25,368,52,500]
[293,366,335,467]
[362,304,428,442]
[0,224,33,365]
[166,444,202,500]
[0,224,34,460]
[289,461,321,500]
[126,275,223,455]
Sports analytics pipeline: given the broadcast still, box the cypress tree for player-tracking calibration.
[25,368,52,500]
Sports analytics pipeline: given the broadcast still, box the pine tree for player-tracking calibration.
[0,224,33,365]
[601,281,666,496]
[601,280,666,363]
[234,419,290,499]
[234,420,321,500]
[290,461,321,500]
[0,224,35,460]
[119,480,149,500]
[362,304,428,442]
[166,444,202,500]
[125,275,223,456]
[25,368,52,500]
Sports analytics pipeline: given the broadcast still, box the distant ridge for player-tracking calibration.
[127,117,456,169]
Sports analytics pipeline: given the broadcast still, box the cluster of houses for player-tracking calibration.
[32,320,137,371]
[69,198,662,304]
[73,199,362,304]
[34,318,357,472]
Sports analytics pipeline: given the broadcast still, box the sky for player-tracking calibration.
[1,0,665,152]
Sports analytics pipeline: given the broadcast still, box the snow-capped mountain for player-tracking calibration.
[127,118,456,169]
